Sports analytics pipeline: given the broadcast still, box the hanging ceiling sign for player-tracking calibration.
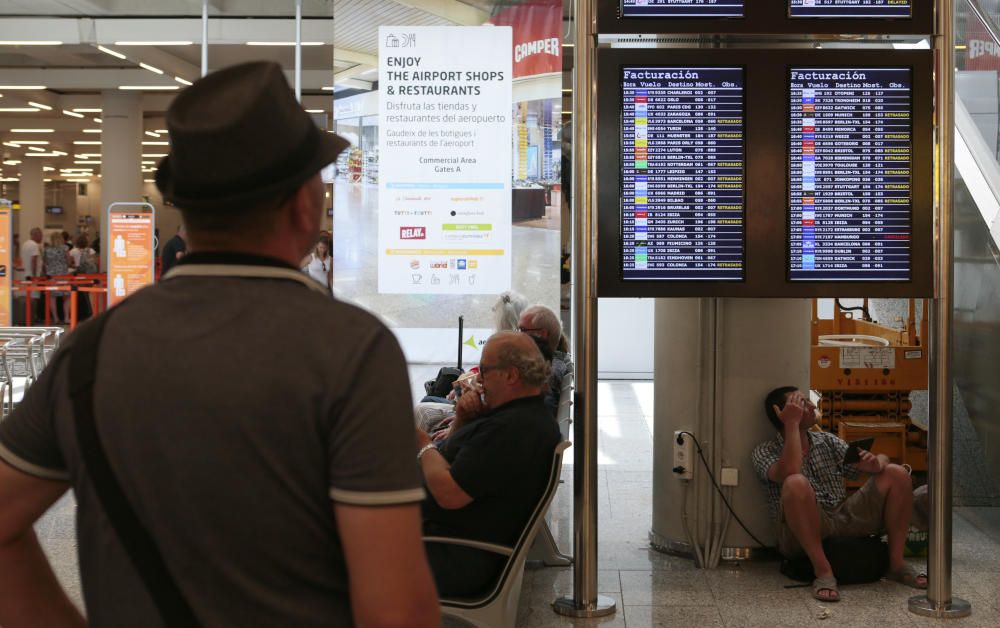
[490,0,563,79]
[966,15,1000,71]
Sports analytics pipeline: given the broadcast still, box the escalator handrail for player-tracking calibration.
[966,0,1000,48]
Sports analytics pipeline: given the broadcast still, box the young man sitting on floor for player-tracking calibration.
[751,386,928,602]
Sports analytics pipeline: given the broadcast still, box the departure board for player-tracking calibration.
[622,1,745,17]
[789,0,913,18]
[789,67,912,282]
[621,67,745,281]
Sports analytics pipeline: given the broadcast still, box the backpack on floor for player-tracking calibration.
[780,536,889,585]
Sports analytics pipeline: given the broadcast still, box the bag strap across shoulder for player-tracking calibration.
[68,311,202,628]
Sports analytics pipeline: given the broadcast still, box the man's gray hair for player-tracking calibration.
[521,305,562,352]
[490,331,551,388]
[492,290,529,333]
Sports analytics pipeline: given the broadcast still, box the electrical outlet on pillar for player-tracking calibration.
[672,430,694,480]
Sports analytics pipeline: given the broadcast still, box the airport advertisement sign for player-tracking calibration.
[107,203,155,308]
[378,25,513,295]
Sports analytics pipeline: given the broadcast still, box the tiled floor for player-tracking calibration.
[33,380,1000,626]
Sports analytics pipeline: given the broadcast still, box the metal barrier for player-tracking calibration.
[0,327,62,419]
[15,275,107,329]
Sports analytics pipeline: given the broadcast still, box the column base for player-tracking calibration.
[908,595,972,619]
[552,594,616,619]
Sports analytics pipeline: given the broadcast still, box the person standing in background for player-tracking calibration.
[21,228,42,279]
[12,233,21,279]
[69,235,98,274]
[160,224,187,276]
[69,234,98,321]
[20,228,43,322]
[42,231,71,323]
[301,237,333,291]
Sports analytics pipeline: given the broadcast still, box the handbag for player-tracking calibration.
[69,311,202,627]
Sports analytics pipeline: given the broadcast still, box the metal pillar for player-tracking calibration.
[553,0,615,618]
[295,0,303,102]
[909,0,971,618]
[201,0,208,77]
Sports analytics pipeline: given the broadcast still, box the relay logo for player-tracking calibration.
[400,226,426,240]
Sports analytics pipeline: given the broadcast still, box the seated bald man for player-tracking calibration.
[416,331,560,597]
[751,386,927,603]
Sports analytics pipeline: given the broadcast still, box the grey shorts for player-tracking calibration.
[776,476,886,557]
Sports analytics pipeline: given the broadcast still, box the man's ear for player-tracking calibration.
[507,367,521,385]
[287,181,315,232]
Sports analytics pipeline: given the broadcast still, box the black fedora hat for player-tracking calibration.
[156,61,349,212]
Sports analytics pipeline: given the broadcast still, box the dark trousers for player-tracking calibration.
[76,292,93,322]
[425,541,505,598]
[13,297,43,326]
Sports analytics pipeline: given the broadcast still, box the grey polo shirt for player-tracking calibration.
[0,252,424,627]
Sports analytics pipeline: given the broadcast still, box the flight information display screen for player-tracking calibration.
[789,67,912,282]
[789,0,912,18]
[621,66,745,281]
[622,1,745,17]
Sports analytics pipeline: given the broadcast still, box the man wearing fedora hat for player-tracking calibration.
[0,62,439,627]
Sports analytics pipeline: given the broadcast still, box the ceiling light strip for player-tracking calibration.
[246,41,323,46]
[115,41,193,46]
[97,45,126,59]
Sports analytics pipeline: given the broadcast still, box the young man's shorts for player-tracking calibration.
[776,476,886,557]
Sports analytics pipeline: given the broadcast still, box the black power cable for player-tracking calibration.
[834,298,872,322]
[678,431,769,549]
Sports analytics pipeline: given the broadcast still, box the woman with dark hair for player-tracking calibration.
[70,234,98,273]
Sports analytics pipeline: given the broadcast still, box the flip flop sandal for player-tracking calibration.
[887,566,928,590]
[812,576,841,602]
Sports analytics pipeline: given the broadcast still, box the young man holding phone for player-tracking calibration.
[751,386,927,603]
